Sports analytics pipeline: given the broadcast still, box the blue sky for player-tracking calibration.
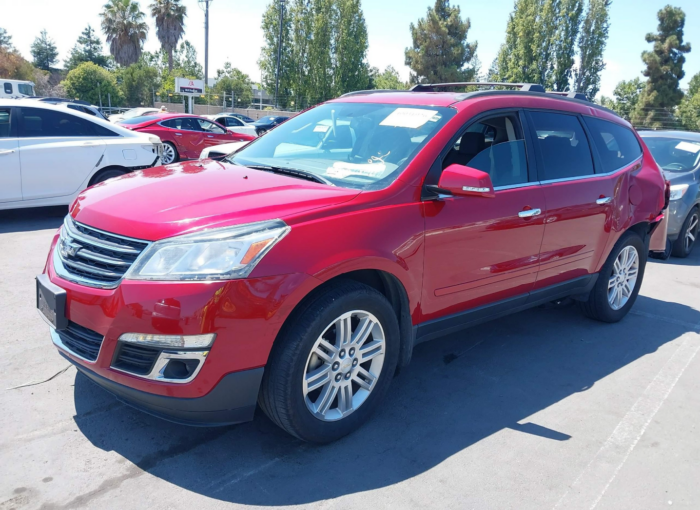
[3,0,699,98]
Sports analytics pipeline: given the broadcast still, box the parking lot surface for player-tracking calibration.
[1,206,699,510]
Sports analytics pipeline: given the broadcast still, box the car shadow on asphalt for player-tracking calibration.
[0,206,67,234]
[70,294,700,506]
[648,246,700,267]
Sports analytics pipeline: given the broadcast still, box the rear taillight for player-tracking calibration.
[664,180,671,210]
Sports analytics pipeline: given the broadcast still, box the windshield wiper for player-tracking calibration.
[244,165,334,186]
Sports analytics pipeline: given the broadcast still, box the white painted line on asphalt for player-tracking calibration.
[553,332,700,510]
[629,310,700,331]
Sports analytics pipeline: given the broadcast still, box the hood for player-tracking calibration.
[663,168,698,185]
[71,159,361,241]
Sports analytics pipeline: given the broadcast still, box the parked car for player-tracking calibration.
[0,99,162,210]
[199,140,251,160]
[204,114,258,138]
[37,84,666,443]
[252,115,289,134]
[109,107,160,124]
[35,98,110,121]
[0,79,35,98]
[639,130,700,257]
[117,113,256,164]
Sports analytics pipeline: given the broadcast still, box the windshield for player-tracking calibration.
[118,115,161,125]
[123,108,155,119]
[17,83,34,96]
[644,137,700,172]
[228,102,455,190]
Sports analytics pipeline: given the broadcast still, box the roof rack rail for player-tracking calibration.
[340,89,404,98]
[410,82,546,93]
[546,91,589,102]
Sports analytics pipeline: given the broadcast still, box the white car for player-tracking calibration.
[199,140,251,160]
[205,114,258,138]
[0,99,163,210]
[108,107,161,124]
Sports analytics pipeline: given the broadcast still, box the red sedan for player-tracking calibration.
[118,113,256,164]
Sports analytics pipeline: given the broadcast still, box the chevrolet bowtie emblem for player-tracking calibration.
[60,237,81,258]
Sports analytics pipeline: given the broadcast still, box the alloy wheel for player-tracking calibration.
[684,212,698,253]
[608,245,639,310]
[303,310,385,421]
[162,144,176,164]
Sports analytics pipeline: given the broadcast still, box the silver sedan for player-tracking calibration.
[640,130,700,258]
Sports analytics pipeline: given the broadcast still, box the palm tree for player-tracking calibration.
[150,0,187,73]
[100,0,148,66]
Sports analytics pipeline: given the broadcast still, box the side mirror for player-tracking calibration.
[436,164,495,198]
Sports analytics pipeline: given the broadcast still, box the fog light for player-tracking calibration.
[119,333,216,349]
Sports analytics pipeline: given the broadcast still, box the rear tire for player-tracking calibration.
[90,168,126,186]
[579,231,647,323]
[259,281,400,443]
[671,206,699,258]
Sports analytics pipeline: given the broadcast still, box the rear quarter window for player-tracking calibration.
[583,117,642,173]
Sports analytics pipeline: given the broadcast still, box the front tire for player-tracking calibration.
[579,231,647,323]
[671,206,699,258]
[259,281,400,443]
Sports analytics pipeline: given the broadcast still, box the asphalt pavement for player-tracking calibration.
[1,206,698,510]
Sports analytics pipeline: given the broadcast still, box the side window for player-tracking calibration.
[4,83,12,94]
[160,119,181,129]
[181,118,202,131]
[583,117,643,173]
[227,117,243,127]
[529,111,595,180]
[0,109,11,138]
[19,107,97,138]
[443,113,529,188]
[198,119,226,134]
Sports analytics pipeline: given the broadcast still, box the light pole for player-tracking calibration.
[274,0,286,109]
[198,0,213,90]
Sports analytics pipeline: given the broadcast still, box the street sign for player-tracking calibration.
[175,78,205,95]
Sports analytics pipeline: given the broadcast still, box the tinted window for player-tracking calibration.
[160,117,200,131]
[4,83,12,94]
[198,119,226,134]
[529,111,594,180]
[225,117,243,127]
[0,108,11,138]
[583,117,642,173]
[17,83,33,95]
[68,104,97,117]
[19,107,99,137]
[468,141,529,187]
[119,115,161,125]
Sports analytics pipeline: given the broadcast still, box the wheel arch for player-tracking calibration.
[87,165,131,187]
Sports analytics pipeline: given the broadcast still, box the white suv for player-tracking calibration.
[0,99,163,210]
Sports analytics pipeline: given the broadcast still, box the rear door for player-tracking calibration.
[421,111,546,329]
[526,110,616,289]
[17,107,106,200]
[0,107,22,203]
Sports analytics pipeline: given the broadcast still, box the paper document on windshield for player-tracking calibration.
[380,108,438,129]
[326,161,387,179]
[675,141,700,154]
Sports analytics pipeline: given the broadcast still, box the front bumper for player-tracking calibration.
[66,352,263,426]
[43,232,319,420]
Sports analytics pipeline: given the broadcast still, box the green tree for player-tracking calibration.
[100,0,149,66]
[30,30,59,71]
[65,25,111,71]
[150,0,186,72]
[404,0,478,84]
[333,0,371,95]
[599,78,646,120]
[172,40,202,77]
[0,47,36,80]
[632,5,692,128]
[685,70,700,97]
[677,71,700,131]
[63,62,123,105]
[259,0,293,105]
[0,28,13,50]
[573,0,611,98]
[551,0,583,91]
[371,65,408,90]
[212,62,253,106]
[119,61,160,106]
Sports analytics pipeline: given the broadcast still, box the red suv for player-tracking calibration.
[37,84,666,443]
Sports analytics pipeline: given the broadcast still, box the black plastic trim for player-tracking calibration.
[416,274,598,343]
[65,356,264,427]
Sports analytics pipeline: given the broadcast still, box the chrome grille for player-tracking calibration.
[55,216,149,288]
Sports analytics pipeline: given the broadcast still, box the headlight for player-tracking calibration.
[669,184,689,201]
[125,220,290,281]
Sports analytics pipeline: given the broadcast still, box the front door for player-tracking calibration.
[197,118,231,149]
[17,107,105,200]
[421,112,545,331]
[0,107,22,203]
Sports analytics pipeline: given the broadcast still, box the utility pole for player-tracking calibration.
[274,0,285,109]
[198,0,213,90]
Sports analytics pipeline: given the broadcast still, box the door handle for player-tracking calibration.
[175,133,182,136]
[518,208,542,218]
[207,135,214,138]
[596,197,613,205]
[0,149,15,155]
